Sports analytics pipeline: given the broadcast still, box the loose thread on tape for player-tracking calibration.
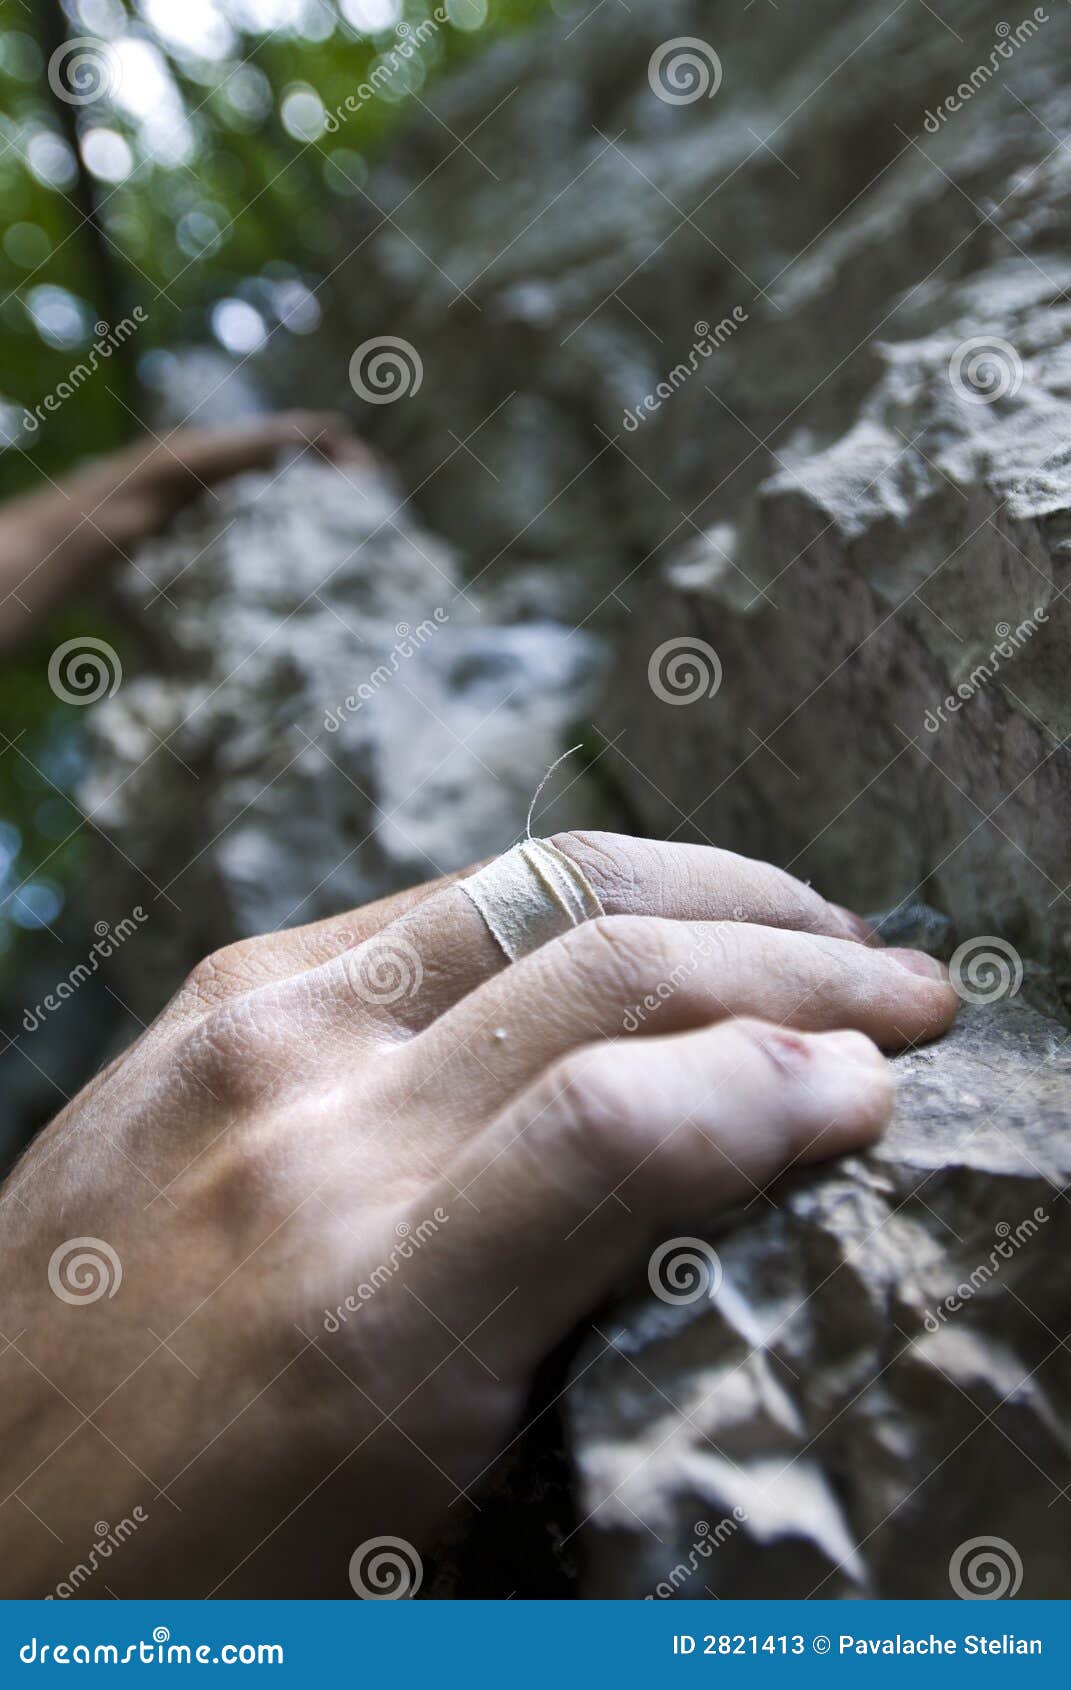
[524,743,584,841]
[459,744,603,962]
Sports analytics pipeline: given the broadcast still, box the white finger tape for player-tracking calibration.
[457,838,605,962]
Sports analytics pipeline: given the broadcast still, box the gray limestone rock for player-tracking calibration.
[81,455,610,1021]
[309,0,1071,969]
[304,0,1071,1597]
[568,995,1071,1600]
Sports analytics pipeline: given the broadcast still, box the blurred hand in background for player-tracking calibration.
[0,411,367,648]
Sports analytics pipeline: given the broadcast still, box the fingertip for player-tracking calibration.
[818,1026,888,1070]
[868,949,960,1048]
[885,947,949,981]
[793,1025,895,1157]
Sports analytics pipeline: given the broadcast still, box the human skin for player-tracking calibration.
[0,411,367,647]
[0,832,957,1597]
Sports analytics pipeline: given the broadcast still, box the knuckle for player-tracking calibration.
[728,1017,817,1081]
[336,928,425,1024]
[781,930,857,1005]
[169,998,277,1101]
[563,912,674,997]
[738,923,830,1000]
[764,863,833,932]
[534,1049,645,1189]
[549,830,638,910]
[178,942,257,1013]
[184,1118,295,1236]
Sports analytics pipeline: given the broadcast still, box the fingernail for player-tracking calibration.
[885,948,950,981]
[831,904,882,946]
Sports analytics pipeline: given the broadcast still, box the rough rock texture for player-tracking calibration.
[313,0,1071,965]
[612,288,1071,966]
[569,993,1071,1600]
[83,454,609,1021]
[292,0,1071,1597]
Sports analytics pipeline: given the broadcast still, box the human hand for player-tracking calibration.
[132,410,370,506]
[0,834,956,1597]
[0,411,367,646]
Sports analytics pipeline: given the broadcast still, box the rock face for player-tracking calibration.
[297,0,1071,1597]
[612,292,1071,969]
[315,0,1071,969]
[568,993,1071,1600]
[83,455,608,1021]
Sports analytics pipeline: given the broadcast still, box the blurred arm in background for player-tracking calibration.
[0,410,366,649]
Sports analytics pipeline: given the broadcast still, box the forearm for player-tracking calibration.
[0,444,166,646]
[0,412,363,648]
